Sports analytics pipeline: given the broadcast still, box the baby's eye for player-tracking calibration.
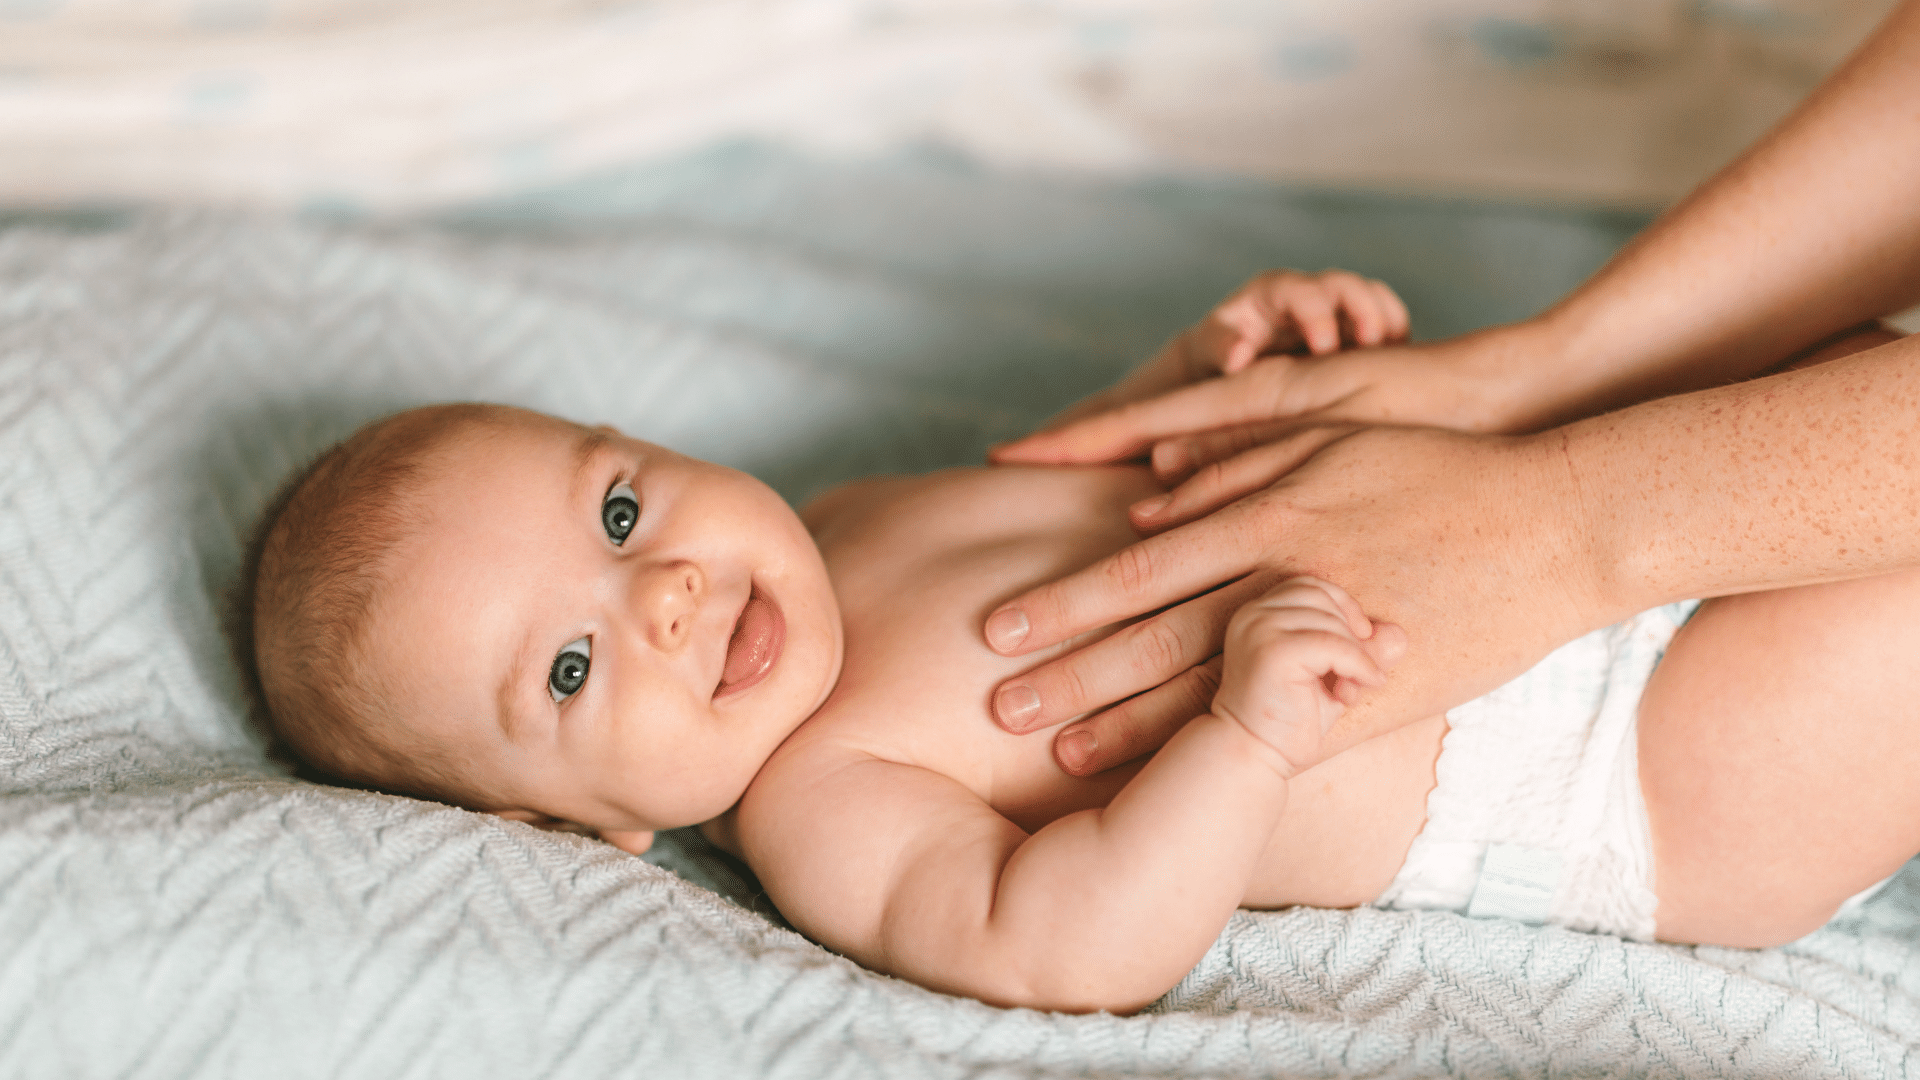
[549,637,591,703]
[602,482,639,546]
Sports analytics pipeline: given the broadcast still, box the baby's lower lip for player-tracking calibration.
[716,588,784,698]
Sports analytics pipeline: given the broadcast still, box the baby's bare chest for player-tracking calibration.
[797,466,1158,828]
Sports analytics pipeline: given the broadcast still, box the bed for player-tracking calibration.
[3,3,1918,1077]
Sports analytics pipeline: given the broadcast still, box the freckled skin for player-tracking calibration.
[974,2,1920,786]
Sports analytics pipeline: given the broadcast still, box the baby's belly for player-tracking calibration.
[1242,714,1446,909]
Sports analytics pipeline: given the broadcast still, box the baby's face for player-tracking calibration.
[366,409,843,836]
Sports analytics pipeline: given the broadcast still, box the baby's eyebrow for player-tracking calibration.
[571,429,613,498]
[495,627,538,742]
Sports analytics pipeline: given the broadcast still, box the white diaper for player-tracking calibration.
[1374,600,1898,940]
[1374,602,1703,940]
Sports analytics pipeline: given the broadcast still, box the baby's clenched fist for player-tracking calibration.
[1211,577,1406,777]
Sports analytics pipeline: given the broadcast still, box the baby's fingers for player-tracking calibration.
[1286,288,1343,357]
[1235,603,1365,652]
[1236,576,1405,675]
[1216,629,1381,739]
[1235,576,1373,644]
[1320,271,1394,350]
[1370,278,1411,343]
[1213,274,1340,368]
[1363,619,1408,669]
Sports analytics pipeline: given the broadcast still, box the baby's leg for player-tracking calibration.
[1642,321,1916,946]
[1641,566,1920,946]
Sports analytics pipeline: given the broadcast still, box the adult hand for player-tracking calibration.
[1005,269,1415,447]
[986,425,1610,775]
[1123,317,1907,503]
[993,322,1557,475]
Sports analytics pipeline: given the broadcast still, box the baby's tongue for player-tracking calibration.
[721,595,779,690]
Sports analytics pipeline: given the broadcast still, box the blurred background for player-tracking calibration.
[0,0,1903,214]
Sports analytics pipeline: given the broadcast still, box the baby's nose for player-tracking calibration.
[633,560,706,652]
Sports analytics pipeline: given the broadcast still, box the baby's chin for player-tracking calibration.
[691,674,842,829]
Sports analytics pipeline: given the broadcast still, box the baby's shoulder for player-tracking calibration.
[798,473,927,534]
[740,701,932,814]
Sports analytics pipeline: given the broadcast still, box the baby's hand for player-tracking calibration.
[1212,577,1406,777]
[1192,269,1411,374]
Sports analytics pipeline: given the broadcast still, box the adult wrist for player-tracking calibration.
[1459,315,1616,434]
[1358,319,1590,437]
[1508,422,1647,633]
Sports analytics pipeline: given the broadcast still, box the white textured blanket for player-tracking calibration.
[3,148,1916,1078]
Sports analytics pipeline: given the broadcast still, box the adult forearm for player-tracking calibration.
[1564,335,1920,614]
[1508,0,1920,428]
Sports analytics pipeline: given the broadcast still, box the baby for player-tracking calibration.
[247,272,1920,1015]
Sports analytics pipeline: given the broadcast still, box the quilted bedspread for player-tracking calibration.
[3,147,1918,1078]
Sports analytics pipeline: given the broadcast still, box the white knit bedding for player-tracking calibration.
[3,147,1917,1078]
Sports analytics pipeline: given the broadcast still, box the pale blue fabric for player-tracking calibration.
[2,147,1915,1077]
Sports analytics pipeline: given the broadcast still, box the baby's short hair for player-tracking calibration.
[244,403,504,804]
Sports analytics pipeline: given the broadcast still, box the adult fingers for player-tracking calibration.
[985,359,1315,466]
[1150,420,1298,484]
[986,495,1267,658]
[992,333,1213,463]
[1134,427,1361,530]
[990,570,1277,733]
[1151,418,1363,486]
[1052,657,1225,776]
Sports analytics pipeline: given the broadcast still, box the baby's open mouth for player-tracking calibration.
[717,588,784,697]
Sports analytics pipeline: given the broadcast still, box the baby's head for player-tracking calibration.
[249,403,844,852]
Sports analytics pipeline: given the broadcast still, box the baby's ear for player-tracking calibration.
[598,829,654,855]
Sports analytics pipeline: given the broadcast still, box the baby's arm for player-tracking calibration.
[740,579,1402,1014]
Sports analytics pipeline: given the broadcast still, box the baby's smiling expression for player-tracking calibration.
[362,408,844,843]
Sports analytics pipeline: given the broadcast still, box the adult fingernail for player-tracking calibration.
[1133,494,1172,520]
[985,608,1029,653]
[1058,729,1097,773]
[995,683,1041,729]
